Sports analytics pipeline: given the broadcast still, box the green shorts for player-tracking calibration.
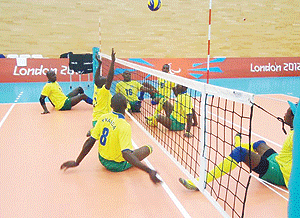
[98,153,132,172]
[92,120,97,127]
[260,153,285,186]
[153,93,164,99]
[170,115,185,131]
[60,98,72,110]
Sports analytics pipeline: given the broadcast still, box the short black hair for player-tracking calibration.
[111,93,127,112]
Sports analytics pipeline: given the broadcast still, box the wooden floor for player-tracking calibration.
[1,0,299,58]
[0,94,297,217]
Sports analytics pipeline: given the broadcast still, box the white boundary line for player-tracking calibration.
[250,173,289,201]
[131,139,192,218]
[0,92,23,129]
[126,111,230,218]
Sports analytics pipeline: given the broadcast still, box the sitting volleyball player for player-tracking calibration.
[179,101,298,190]
[142,64,175,126]
[39,70,93,114]
[61,93,162,184]
[155,84,198,137]
[90,48,116,130]
[115,70,150,113]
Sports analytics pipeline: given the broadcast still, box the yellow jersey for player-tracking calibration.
[41,81,67,110]
[275,130,294,187]
[171,92,193,124]
[92,84,112,122]
[115,80,142,102]
[157,78,175,99]
[91,112,133,162]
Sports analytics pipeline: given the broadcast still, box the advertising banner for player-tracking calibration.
[1,57,299,83]
[0,58,90,83]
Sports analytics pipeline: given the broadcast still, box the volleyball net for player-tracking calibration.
[99,52,255,218]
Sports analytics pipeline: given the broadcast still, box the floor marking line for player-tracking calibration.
[0,92,23,129]
[131,140,192,218]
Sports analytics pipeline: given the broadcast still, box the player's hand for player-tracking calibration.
[60,161,79,171]
[149,169,162,184]
[95,54,102,65]
[111,48,116,62]
[41,110,50,114]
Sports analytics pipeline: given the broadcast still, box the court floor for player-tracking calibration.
[0,82,298,218]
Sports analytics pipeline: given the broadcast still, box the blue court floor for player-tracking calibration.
[0,76,299,103]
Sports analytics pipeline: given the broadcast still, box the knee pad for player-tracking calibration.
[78,87,84,94]
[151,100,159,105]
[138,91,145,101]
[229,147,248,163]
[253,140,266,150]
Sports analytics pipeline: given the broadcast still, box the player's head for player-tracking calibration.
[285,101,298,128]
[111,93,127,114]
[162,64,169,73]
[122,71,131,82]
[46,70,57,82]
[95,77,107,88]
[173,84,188,96]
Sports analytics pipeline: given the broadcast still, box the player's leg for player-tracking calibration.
[161,100,173,117]
[250,147,285,186]
[67,86,84,97]
[132,145,153,161]
[179,147,260,190]
[156,114,172,129]
[147,99,173,126]
[206,140,272,183]
[70,94,92,107]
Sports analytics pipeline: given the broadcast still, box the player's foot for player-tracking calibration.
[146,116,158,127]
[234,133,241,147]
[179,178,199,191]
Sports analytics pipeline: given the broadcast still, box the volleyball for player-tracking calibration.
[148,0,161,11]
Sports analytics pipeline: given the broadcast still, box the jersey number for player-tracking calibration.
[125,89,133,96]
[100,127,109,146]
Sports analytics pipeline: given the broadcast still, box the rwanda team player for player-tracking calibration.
[179,101,298,190]
[116,70,152,113]
[39,70,93,114]
[142,64,175,126]
[61,93,161,184]
[86,48,115,137]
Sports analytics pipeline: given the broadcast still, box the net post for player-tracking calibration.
[206,0,212,84]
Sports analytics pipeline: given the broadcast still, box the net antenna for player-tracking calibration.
[206,0,213,84]
[99,52,255,218]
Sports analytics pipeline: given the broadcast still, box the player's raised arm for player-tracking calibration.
[94,54,105,88]
[105,48,116,90]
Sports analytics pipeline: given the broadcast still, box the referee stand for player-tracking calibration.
[60,51,93,90]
